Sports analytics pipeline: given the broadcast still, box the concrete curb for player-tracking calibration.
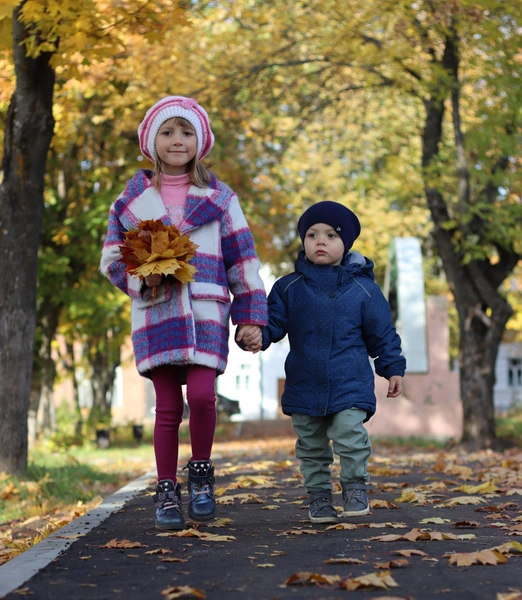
[0,470,155,598]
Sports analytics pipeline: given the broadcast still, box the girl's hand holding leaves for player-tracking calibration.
[118,219,199,304]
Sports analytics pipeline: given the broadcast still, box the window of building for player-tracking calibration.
[508,358,522,387]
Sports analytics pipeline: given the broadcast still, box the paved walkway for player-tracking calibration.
[0,436,521,599]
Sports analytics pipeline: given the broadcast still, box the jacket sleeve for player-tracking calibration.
[361,284,406,379]
[221,195,268,326]
[261,280,289,350]
[99,204,152,301]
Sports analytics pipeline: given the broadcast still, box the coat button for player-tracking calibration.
[329,292,335,298]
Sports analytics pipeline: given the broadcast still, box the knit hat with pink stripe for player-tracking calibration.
[137,96,215,162]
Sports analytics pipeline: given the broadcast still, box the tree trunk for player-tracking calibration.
[421,31,518,449]
[88,332,120,428]
[0,5,55,474]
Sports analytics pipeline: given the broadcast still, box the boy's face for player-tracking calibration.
[304,223,345,266]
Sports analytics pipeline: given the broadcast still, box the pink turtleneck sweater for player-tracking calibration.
[153,172,191,227]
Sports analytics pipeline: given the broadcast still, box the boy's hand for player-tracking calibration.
[236,325,262,354]
[387,376,403,398]
[144,274,162,287]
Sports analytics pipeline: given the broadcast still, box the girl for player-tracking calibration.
[100,96,267,530]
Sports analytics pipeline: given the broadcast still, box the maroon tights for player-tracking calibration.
[150,364,217,483]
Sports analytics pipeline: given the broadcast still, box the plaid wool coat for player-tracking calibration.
[100,169,268,375]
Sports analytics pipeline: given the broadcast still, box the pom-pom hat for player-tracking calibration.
[297,201,361,252]
[137,96,215,162]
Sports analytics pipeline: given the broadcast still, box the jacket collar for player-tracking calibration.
[116,169,233,233]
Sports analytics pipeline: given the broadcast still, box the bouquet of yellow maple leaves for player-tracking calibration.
[118,220,198,305]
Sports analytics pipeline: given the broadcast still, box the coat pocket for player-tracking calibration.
[133,282,173,310]
[190,282,230,304]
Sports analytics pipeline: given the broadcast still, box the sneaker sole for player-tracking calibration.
[342,507,370,517]
[309,511,339,524]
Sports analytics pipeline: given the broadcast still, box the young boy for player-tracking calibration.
[245,201,405,523]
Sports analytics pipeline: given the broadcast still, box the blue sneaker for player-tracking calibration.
[305,490,339,524]
[341,480,370,516]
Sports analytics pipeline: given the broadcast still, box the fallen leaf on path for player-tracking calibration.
[394,491,428,504]
[492,541,522,554]
[436,496,486,507]
[370,499,400,509]
[394,549,429,557]
[161,557,189,563]
[161,585,205,599]
[283,572,341,586]
[257,563,275,568]
[446,549,507,566]
[99,539,147,549]
[373,559,409,569]
[419,517,451,524]
[203,518,232,528]
[453,481,501,494]
[278,529,320,536]
[216,493,265,505]
[368,528,475,542]
[262,505,281,510]
[325,523,358,530]
[340,570,399,591]
[157,529,236,542]
[497,591,522,600]
[324,557,366,565]
[453,521,480,528]
[233,475,277,488]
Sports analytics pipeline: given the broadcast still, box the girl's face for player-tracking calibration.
[155,118,197,175]
[304,223,345,266]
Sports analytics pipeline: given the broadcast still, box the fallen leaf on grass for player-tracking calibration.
[161,585,205,599]
[283,572,341,586]
[324,557,366,565]
[340,570,399,591]
[446,549,507,566]
[99,539,147,549]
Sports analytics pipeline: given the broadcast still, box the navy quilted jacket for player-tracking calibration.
[262,251,406,418]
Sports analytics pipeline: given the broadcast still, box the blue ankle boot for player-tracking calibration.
[185,460,217,521]
[153,479,185,530]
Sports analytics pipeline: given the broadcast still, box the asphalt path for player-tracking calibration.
[0,437,521,600]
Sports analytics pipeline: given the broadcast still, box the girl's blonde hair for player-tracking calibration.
[153,117,212,189]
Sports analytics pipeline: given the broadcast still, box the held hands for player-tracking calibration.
[387,375,403,398]
[236,325,262,354]
[144,274,162,288]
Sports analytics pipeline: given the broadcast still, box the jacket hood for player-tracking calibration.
[295,250,375,282]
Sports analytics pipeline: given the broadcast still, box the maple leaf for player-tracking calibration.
[497,591,522,600]
[118,220,199,292]
[161,585,206,599]
[446,549,508,566]
[436,496,486,507]
[395,549,429,557]
[340,570,399,591]
[453,481,501,494]
[370,499,400,509]
[284,572,341,586]
[323,557,366,565]
[373,558,410,569]
[99,538,147,549]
